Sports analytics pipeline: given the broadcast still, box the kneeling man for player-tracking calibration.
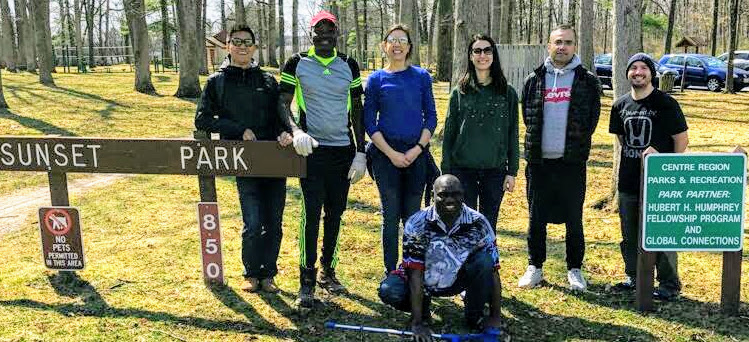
[378,175,503,341]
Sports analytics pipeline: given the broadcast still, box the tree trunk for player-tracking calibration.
[85,0,95,67]
[399,0,420,65]
[725,0,738,93]
[500,0,511,43]
[266,0,278,67]
[353,0,363,66]
[611,0,642,205]
[197,0,208,74]
[0,68,7,108]
[363,0,368,53]
[234,0,245,25]
[97,0,104,49]
[426,0,437,65]
[710,0,718,55]
[578,0,594,71]
[526,0,532,44]
[664,0,676,54]
[30,0,54,84]
[256,3,265,65]
[1,0,18,70]
[452,0,489,85]
[491,0,500,40]
[104,0,109,49]
[435,0,452,81]
[161,0,173,67]
[175,0,201,97]
[278,0,285,62]
[14,0,35,70]
[418,0,428,44]
[124,0,155,93]
[292,0,298,53]
[220,0,226,32]
[568,0,576,26]
[73,0,83,68]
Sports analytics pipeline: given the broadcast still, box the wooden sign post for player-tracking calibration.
[0,134,305,285]
[637,148,747,315]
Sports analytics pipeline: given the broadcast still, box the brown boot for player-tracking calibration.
[261,278,280,293]
[240,277,260,292]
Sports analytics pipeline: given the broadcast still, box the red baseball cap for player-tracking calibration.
[310,10,337,28]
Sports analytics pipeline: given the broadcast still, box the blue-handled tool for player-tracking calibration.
[324,321,503,342]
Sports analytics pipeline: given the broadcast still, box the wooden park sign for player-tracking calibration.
[0,133,305,285]
[637,149,747,315]
[0,136,304,177]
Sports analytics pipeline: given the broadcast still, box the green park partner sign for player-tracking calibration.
[642,153,747,251]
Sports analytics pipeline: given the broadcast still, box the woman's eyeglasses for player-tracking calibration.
[471,47,493,55]
[386,36,409,45]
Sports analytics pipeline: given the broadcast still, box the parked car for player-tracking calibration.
[658,53,749,92]
[594,53,678,88]
[716,51,749,71]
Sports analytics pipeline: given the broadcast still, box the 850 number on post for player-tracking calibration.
[197,202,224,285]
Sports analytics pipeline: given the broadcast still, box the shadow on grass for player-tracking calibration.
[0,108,77,136]
[544,282,749,341]
[0,273,297,340]
[3,84,129,119]
[208,284,293,338]
[503,296,658,341]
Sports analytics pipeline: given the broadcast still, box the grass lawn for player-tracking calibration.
[1,70,748,341]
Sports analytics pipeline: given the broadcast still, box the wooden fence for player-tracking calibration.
[497,44,547,96]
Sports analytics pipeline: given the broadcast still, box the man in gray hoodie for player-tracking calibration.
[519,24,602,291]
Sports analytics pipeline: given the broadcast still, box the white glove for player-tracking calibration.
[292,131,319,156]
[348,152,367,184]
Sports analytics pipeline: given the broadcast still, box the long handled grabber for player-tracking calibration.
[324,321,504,342]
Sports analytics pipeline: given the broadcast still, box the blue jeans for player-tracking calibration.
[378,251,495,326]
[371,141,427,273]
[619,191,681,290]
[236,176,287,279]
[452,168,506,231]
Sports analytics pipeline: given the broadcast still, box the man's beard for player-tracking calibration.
[630,79,649,89]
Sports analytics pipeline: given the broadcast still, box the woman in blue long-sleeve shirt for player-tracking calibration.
[364,24,438,274]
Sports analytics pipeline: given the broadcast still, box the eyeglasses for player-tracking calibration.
[230,38,255,47]
[471,47,493,55]
[386,36,409,45]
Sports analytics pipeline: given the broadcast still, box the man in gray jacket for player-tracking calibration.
[518,24,602,291]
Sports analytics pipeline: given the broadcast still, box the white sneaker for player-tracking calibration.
[518,265,544,288]
[567,268,587,291]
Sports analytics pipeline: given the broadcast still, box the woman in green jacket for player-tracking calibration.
[441,34,519,231]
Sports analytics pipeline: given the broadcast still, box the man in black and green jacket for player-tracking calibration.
[518,24,601,291]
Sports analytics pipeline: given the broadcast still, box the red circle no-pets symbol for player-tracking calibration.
[43,209,72,236]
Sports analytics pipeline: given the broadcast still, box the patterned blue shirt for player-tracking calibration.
[402,204,500,292]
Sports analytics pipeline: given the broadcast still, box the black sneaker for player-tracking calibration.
[653,287,680,301]
[295,267,317,310]
[318,267,346,294]
[612,276,636,292]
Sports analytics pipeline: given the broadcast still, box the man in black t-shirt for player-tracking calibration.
[609,53,689,301]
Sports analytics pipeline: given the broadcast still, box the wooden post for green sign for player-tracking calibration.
[721,146,747,315]
[721,250,742,314]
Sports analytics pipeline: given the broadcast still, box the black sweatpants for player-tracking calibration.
[299,145,354,270]
[525,158,586,270]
